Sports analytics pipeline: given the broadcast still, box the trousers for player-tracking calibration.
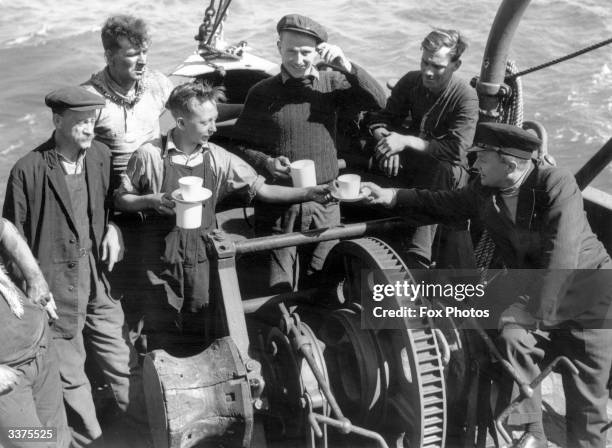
[497,326,612,448]
[0,340,70,448]
[398,149,470,267]
[254,201,341,293]
[53,253,145,447]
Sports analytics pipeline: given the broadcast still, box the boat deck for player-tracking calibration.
[92,206,612,448]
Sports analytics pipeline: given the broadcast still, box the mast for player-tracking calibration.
[477,0,532,117]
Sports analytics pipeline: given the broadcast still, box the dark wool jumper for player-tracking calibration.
[232,63,385,185]
[366,71,479,165]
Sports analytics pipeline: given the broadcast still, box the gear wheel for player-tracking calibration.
[321,237,447,448]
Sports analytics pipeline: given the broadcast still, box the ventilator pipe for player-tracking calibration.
[478,0,532,116]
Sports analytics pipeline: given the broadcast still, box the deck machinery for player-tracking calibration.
[143,219,463,448]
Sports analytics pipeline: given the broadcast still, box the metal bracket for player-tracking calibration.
[208,229,237,259]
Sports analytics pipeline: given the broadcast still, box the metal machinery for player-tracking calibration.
[143,219,461,448]
[142,0,612,446]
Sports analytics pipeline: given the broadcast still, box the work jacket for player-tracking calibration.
[395,160,612,326]
[3,136,113,338]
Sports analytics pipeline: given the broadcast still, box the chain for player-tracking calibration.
[199,1,217,44]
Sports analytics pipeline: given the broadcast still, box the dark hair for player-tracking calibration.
[166,82,227,117]
[101,15,150,52]
[421,29,468,62]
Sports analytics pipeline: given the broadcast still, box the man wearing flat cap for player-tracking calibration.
[3,86,146,446]
[232,13,385,293]
[363,122,612,448]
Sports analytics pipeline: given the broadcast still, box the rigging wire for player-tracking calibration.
[506,36,612,80]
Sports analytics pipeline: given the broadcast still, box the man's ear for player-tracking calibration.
[52,113,62,129]
[104,49,113,66]
[506,159,518,173]
[452,59,462,71]
[276,39,282,55]
[176,116,185,129]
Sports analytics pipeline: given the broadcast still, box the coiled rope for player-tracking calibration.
[499,60,523,127]
[475,63,523,272]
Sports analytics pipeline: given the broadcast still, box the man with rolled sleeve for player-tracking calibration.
[232,14,385,293]
[0,218,69,448]
[82,14,173,352]
[114,82,330,346]
[82,14,173,186]
[3,86,145,446]
[366,29,479,268]
[363,122,612,448]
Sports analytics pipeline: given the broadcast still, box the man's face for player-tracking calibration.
[106,37,148,86]
[178,99,218,147]
[420,46,460,93]
[55,110,97,150]
[474,150,510,188]
[277,31,318,78]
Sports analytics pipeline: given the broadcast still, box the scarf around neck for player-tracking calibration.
[88,67,149,108]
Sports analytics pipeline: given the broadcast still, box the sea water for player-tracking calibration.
[0,0,611,201]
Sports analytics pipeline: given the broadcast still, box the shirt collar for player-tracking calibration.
[164,128,207,157]
[54,147,87,175]
[280,64,320,84]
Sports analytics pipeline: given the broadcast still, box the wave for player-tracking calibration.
[0,141,24,156]
[2,25,100,49]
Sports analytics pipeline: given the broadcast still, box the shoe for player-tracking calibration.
[511,432,547,448]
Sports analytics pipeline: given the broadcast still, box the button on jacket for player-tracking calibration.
[3,136,113,338]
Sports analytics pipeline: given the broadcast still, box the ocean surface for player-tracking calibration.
[1,0,611,202]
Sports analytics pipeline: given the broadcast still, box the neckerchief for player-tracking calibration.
[88,67,149,108]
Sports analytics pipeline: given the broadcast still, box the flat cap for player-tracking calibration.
[277,14,327,43]
[45,86,105,112]
[468,122,541,159]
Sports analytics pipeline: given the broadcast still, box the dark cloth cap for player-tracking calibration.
[45,86,105,112]
[467,122,541,159]
[277,14,327,43]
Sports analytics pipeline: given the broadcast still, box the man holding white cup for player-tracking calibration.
[114,82,330,344]
[232,14,384,293]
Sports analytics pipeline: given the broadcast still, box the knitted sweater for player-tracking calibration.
[232,63,384,184]
[367,71,479,165]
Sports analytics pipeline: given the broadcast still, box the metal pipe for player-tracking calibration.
[575,137,612,190]
[311,413,389,448]
[234,218,405,255]
[478,0,532,115]
[522,120,549,160]
[242,289,318,314]
[495,356,578,443]
[466,317,533,399]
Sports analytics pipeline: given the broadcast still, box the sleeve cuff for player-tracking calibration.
[248,175,267,202]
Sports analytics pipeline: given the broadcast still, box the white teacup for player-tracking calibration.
[290,160,317,188]
[178,176,203,201]
[175,202,202,229]
[334,174,361,199]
